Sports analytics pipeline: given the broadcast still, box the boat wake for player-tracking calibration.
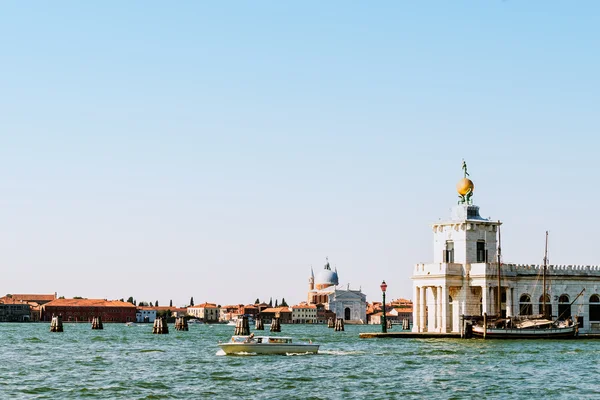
[318,350,365,356]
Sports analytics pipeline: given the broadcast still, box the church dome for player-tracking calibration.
[315,269,338,286]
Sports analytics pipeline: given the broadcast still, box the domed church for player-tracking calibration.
[308,258,367,323]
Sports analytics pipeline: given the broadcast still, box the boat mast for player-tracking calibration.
[543,231,549,319]
[497,223,502,317]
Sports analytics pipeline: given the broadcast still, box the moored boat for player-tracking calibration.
[218,335,319,355]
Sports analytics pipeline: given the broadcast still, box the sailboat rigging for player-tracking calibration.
[472,231,581,339]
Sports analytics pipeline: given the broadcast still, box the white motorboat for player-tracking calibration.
[218,335,319,355]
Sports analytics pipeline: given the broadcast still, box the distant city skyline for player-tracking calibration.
[2,2,599,306]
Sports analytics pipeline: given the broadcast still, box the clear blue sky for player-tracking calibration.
[1,1,599,307]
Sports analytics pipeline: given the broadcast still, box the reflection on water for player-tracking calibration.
[1,323,600,399]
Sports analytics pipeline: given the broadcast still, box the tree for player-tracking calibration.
[133,299,137,306]
[127,296,134,304]
[269,297,273,307]
[255,298,260,304]
[275,299,278,307]
[73,296,83,299]
[190,297,194,306]
[155,300,159,307]
[280,298,288,307]
[169,300,173,307]
[119,298,124,302]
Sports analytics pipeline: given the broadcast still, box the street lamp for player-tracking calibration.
[381,280,387,333]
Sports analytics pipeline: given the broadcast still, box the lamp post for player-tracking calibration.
[381,280,387,333]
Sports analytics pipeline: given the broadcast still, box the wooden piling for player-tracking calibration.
[270,317,281,332]
[327,317,334,328]
[334,318,345,331]
[50,314,63,332]
[152,316,169,334]
[175,317,189,331]
[386,319,393,330]
[255,318,264,330]
[402,318,410,330]
[91,316,103,330]
[234,316,250,335]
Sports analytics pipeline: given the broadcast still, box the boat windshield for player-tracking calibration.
[267,338,292,344]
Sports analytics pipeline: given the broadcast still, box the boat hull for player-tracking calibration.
[218,343,319,355]
[472,325,577,339]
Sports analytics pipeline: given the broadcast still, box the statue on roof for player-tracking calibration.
[462,159,470,178]
[457,159,474,205]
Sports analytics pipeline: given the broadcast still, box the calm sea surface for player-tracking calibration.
[1,323,599,399]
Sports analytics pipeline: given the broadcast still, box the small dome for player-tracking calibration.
[457,178,474,196]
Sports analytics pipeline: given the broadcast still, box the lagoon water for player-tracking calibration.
[1,323,599,399]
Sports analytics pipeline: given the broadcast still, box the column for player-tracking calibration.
[481,285,488,315]
[419,286,426,332]
[490,287,496,315]
[506,287,513,317]
[441,286,448,333]
[427,287,436,331]
[436,286,443,332]
[412,285,419,332]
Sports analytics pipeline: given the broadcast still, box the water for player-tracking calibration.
[1,323,600,399]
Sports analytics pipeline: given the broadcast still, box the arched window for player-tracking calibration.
[519,294,532,316]
[538,294,552,316]
[589,295,600,322]
[558,294,571,321]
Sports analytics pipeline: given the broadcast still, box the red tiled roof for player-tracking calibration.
[0,298,30,305]
[292,304,317,309]
[189,302,218,308]
[2,294,56,302]
[43,299,135,308]
[260,307,292,313]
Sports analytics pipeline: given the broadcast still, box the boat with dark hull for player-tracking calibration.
[472,231,582,339]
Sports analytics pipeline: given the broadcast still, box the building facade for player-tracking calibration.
[41,299,136,323]
[292,303,317,324]
[187,303,220,322]
[412,168,600,333]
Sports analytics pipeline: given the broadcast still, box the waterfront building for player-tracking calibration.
[291,303,317,324]
[0,293,57,321]
[412,166,600,333]
[0,298,31,322]
[187,302,220,322]
[136,307,157,323]
[307,259,367,323]
[259,307,292,323]
[41,299,136,323]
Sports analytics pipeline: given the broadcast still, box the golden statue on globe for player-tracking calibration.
[457,159,474,204]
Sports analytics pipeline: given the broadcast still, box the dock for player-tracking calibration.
[359,332,461,339]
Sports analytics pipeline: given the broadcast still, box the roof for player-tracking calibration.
[43,299,135,308]
[139,306,187,312]
[292,304,317,309]
[3,294,56,302]
[189,302,218,308]
[260,307,292,313]
[0,298,31,305]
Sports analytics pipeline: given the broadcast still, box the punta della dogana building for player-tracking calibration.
[411,163,600,334]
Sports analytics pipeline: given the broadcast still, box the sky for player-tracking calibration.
[1,1,599,307]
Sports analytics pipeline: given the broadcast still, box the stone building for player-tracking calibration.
[412,165,600,333]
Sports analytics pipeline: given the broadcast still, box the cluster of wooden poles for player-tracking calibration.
[233,316,281,335]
